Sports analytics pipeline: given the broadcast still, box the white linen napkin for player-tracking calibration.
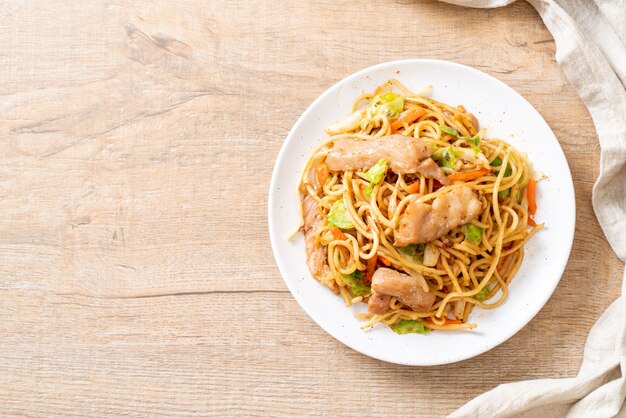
[440,1,626,417]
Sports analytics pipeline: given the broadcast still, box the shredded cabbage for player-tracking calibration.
[439,125,482,155]
[364,159,388,196]
[328,199,353,229]
[364,159,388,184]
[433,147,459,169]
[397,244,425,265]
[342,270,370,297]
[423,243,439,267]
[390,319,431,334]
[368,93,405,117]
[463,224,483,244]
[465,134,482,154]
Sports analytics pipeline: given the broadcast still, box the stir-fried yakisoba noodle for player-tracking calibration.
[298,79,542,333]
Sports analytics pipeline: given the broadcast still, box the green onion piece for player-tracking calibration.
[439,124,459,137]
[491,157,503,166]
[467,134,480,147]
[475,286,491,301]
[498,188,511,200]
[491,157,512,176]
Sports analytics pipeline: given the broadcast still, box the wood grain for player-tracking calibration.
[0,0,622,416]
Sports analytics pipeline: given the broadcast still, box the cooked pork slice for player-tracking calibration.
[326,134,433,175]
[302,194,336,291]
[394,186,482,246]
[416,158,451,186]
[368,292,391,314]
[370,268,435,313]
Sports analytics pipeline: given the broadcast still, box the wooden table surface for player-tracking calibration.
[1,1,623,416]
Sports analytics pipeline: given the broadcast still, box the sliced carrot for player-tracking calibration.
[390,107,426,133]
[447,167,490,182]
[316,162,330,187]
[364,255,377,283]
[330,227,346,241]
[379,256,392,266]
[528,216,537,227]
[405,181,421,194]
[527,178,537,215]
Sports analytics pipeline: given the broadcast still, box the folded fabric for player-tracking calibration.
[440,1,626,417]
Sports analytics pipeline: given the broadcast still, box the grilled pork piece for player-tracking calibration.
[394,186,482,245]
[326,134,449,184]
[369,268,435,313]
[302,194,336,291]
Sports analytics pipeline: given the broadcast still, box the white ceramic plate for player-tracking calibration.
[268,59,575,366]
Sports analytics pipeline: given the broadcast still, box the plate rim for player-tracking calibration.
[268,58,576,366]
